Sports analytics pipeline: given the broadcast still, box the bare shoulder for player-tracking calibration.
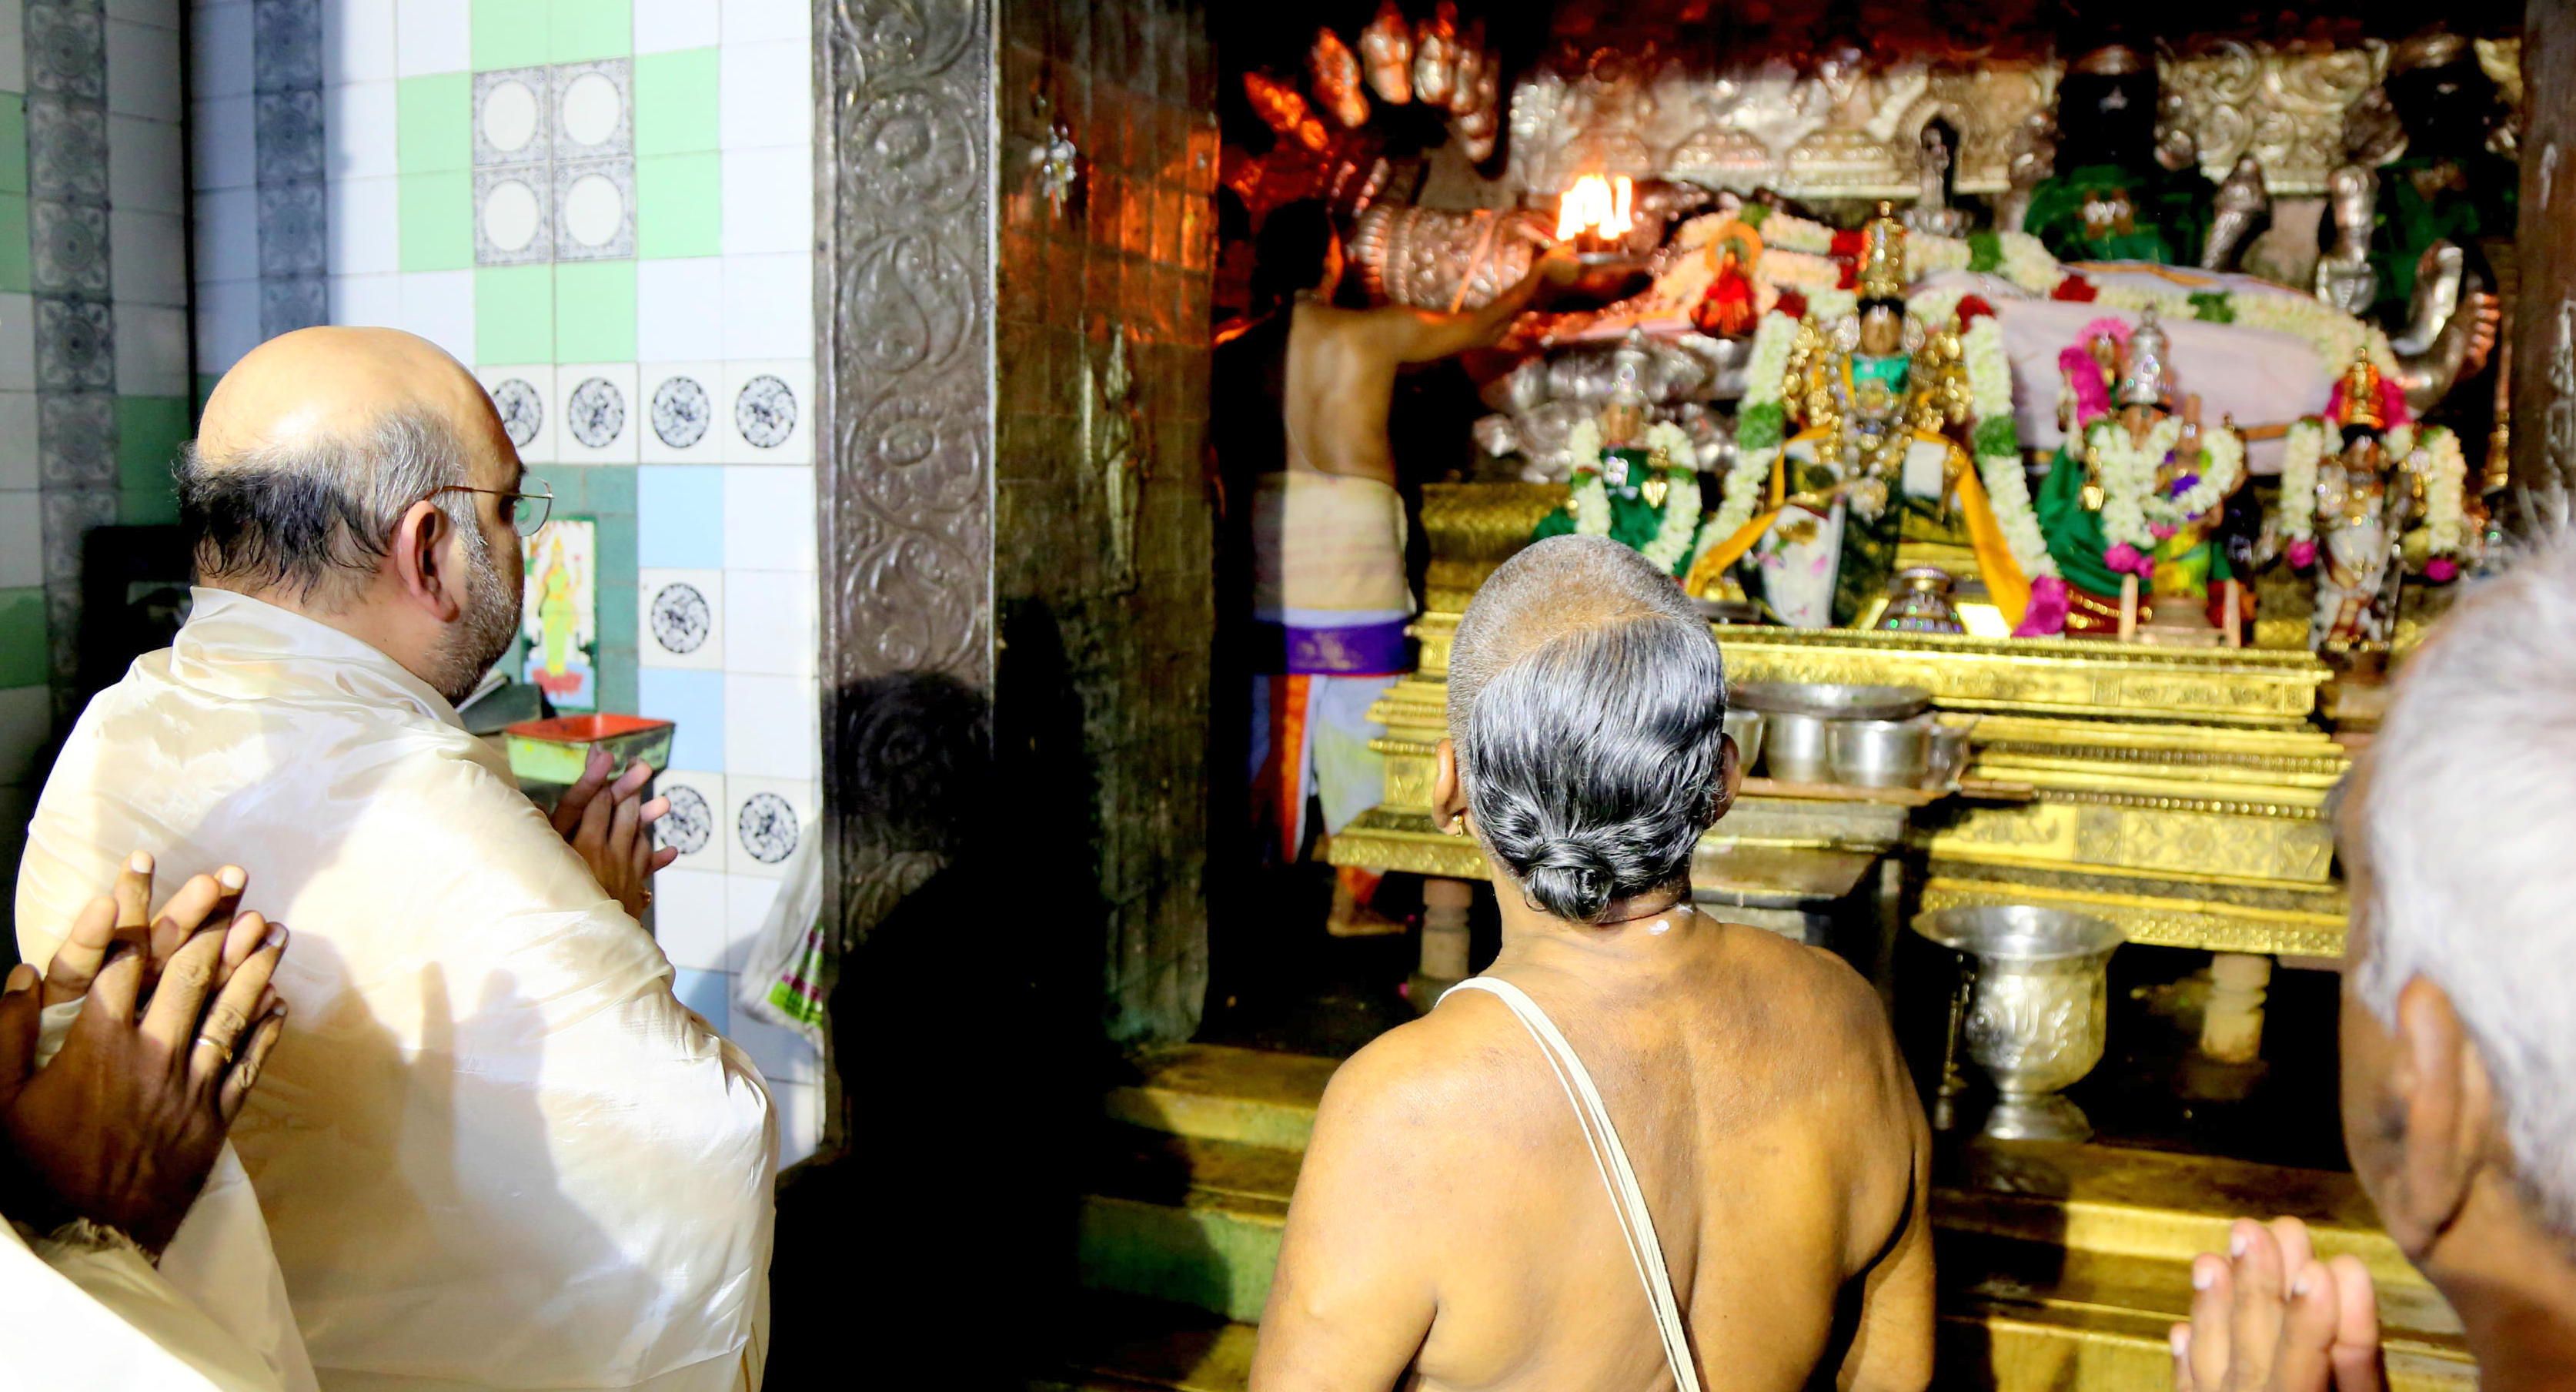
[1311,992,1555,1163]
[1704,922,1913,1097]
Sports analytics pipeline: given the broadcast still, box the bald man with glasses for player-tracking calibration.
[15,327,776,1391]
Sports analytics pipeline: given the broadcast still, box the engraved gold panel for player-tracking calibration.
[1934,802,2335,882]
[1922,876,2347,957]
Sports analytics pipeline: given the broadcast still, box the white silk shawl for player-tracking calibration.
[15,589,777,1391]
[0,1212,287,1390]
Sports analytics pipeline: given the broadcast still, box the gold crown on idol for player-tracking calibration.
[1856,201,1907,301]
[2337,358,2388,431]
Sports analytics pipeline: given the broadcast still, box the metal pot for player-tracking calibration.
[1722,708,1766,771]
[1763,711,1833,784]
[1913,905,2125,1143]
[1830,718,1932,788]
[1732,681,1931,721]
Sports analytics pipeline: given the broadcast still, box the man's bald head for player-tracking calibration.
[179,328,518,607]
[196,326,508,467]
[1447,537,1732,922]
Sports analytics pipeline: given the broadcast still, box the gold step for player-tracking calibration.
[1077,1048,2481,1389]
[1105,1045,1333,1150]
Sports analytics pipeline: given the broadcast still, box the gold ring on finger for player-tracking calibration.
[193,1035,235,1067]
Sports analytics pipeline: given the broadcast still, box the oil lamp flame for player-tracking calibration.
[1555,174,1634,243]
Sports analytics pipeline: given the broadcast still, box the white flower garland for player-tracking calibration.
[1996,232,2060,293]
[2280,417,2324,544]
[1560,417,1602,479]
[2414,425,2466,555]
[2085,417,2181,550]
[1759,249,1843,289]
[1758,210,1835,253]
[1963,316,2056,580]
[1565,419,1706,573]
[2076,280,2395,386]
[1913,235,1972,276]
[1707,310,1803,548]
[2144,425,2244,529]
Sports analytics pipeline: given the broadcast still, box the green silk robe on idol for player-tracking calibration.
[1529,449,1698,577]
[2370,154,2518,323]
[2024,162,2214,266]
[2034,443,2232,601]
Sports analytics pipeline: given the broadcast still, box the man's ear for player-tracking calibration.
[1432,738,1467,834]
[2382,975,2491,1259]
[1712,731,1742,825]
[390,498,466,623]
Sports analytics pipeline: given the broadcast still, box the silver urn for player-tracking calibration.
[1913,906,2124,1143]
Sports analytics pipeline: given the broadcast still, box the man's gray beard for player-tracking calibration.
[428,525,522,707]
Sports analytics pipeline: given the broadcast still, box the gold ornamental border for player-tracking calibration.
[1920,876,2347,958]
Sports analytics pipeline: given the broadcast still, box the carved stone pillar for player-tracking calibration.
[815,0,1215,1045]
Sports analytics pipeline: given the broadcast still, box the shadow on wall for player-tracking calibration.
[767,644,1114,1385]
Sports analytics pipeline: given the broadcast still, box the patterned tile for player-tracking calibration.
[256,273,323,338]
[550,58,630,162]
[253,178,325,276]
[32,296,112,389]
[471,66,550,168]
[719,359,810,464]
[475,362,556,463]
[639,565,722,670]
[36,390,113,488]
[252,88,324,183]
[24,6,106,102]
[31,200,109,296]
[723,771,817,875]
[556,360,638,460]
[39,485,112,584]
[471,163,550,266]
[550,154,633,259]
[248,0,319,94]
[26,96,109,203]
[637,360,720,461]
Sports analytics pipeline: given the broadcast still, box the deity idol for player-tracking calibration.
[1529,330,1710,577]
[2021,45,2213,267]
[1692,206,2004,628]
[2280,358,2475,654]
[2033,307,2248,640]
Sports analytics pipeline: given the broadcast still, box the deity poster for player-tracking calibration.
[522,517,599,711]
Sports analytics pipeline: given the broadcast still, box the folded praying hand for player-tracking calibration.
[2173,1216,2384,1392]
[548,745,680,919]
[0,852,290,1255]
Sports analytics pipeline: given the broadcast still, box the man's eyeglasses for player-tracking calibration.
[429,482,554,537]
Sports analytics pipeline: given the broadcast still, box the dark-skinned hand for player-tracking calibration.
[0,857,289,1255]
[2173,1216,2384,1392]
[549,745,677,919]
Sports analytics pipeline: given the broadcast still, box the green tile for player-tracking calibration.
[553,260,636,363]
[597,581,636,647]
[592,514,637,581]
[115,396,190,491]
[399,172,473,271]
[0,588,45,689]
[585,461,636,515]
[633,49,717,156]
[476,264,556,364]
[595,653,636,716]
[635,153,719,259]
[396,74,471,174]
[0,97,26,195]
[472,0,551,71]
[0,194,27,294]
[120,487,179,526]
[550,0,630,62]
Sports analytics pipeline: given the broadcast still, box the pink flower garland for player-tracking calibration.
[2014,575,2072,637]
[2058,345,2113,426]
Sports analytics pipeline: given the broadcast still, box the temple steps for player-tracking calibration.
[1065,1042,2480,1392]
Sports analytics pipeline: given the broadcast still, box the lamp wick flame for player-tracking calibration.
[1555,174,1634,242]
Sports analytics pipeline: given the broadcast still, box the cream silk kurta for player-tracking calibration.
[0,1214,287,1390]
[15,589,777,1391]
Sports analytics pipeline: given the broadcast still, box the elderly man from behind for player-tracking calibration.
[15,326,776,1391]
[2173,538,2576,1392]
[1250,535,1933,1392]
